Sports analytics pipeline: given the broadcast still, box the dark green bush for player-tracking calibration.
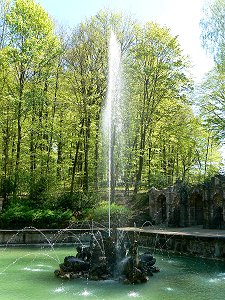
[0,198,73,229]
[31,209,73,228]
[54,191,99,215]
[0,204,33,228]
[0,177,15,196]
[90,201,132,227]
[29,176,49,206]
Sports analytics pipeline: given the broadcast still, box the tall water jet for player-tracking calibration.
[103,31,122,236]
[55,31,160,285]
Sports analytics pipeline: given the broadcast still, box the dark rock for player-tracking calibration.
[60,256,90,272]
[54,234,159,284]
[76,245,92,261]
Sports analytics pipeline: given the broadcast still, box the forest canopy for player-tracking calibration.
[0,0,224,227]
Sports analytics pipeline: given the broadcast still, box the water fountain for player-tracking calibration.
[1,31,225,299]
[103,30,123,237]
[54,230,159,283]
[53,31,160,284]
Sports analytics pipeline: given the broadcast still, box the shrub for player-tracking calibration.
[31,209,73,228]
[90,201,132,227]
[54,191,99,216]
[0,197,73,229]
[29,176,49,206]
[0,177,15,196]
[0,205,33,228]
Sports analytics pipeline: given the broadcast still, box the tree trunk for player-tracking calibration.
[47,63,59,172]
[133,78,149,195]
[70,119,84,194]
[204,135,210,179]
[133,125,146,195]
[2,109,9,179]
[57,130,63,180]
[83,117,90,193]
[14,68,25,191]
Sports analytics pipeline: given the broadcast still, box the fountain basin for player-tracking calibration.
[121,226,225,260]
[1,245,225,300]
[1,227,225,260]
[0,228,99,245]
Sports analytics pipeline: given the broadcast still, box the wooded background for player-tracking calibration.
[0,0,224,209]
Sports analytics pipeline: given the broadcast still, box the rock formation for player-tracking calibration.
[54,232,159,284]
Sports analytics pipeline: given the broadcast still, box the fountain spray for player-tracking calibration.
[103,31,122,236]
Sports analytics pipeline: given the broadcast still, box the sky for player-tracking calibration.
[36,0,214,82]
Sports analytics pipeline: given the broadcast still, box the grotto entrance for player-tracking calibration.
[157,194,167,223]
[189,193,203,225]
[212,193,224,229]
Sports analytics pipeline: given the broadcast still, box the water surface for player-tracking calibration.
[0,246,225,300]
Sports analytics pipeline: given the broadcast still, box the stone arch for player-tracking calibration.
[212,193,224,229]
[173,196,180,226]
[188,192,204,225]
[170,195,180,226]
[156,194,167,223]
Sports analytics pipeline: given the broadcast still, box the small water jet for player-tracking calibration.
[1,240,225,299]
[54,231,159,284]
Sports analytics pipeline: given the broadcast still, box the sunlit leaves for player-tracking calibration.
[198,69,225,141]
[5,0,60,73]
[200,0,225,70]
[0,1,222,199]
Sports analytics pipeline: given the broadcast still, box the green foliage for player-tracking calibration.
[53,191,99,216]
[0,203,33,228]
[90,201,131,227]
[0,177,15,196]
[0,0,223,227]
[29,176,49,204]
[6,0,58,65]
[200,0,225,70]
[198,69,225,142]
[31,209,72,228]
[0,197,73,229]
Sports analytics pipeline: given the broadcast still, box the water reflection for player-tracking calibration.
[54,285,65,293]
[165,287,174,291]
[79,289,90,296]
[128,291,140,298]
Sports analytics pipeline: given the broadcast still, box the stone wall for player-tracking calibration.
[2,227,225,260]
[126,230,225,260]
[0,229,94,245]
[148,175,225,229]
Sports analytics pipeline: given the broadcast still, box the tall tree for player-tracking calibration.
[66,11,135,194]
[5,0,59,192]
[198,70,225,142]
[200,0,225,145]
[124,22,192,193]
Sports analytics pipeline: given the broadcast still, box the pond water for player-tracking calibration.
[0,246,225,300]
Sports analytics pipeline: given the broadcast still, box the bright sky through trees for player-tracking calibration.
[36,0,214,82]
[36,0,224,162]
